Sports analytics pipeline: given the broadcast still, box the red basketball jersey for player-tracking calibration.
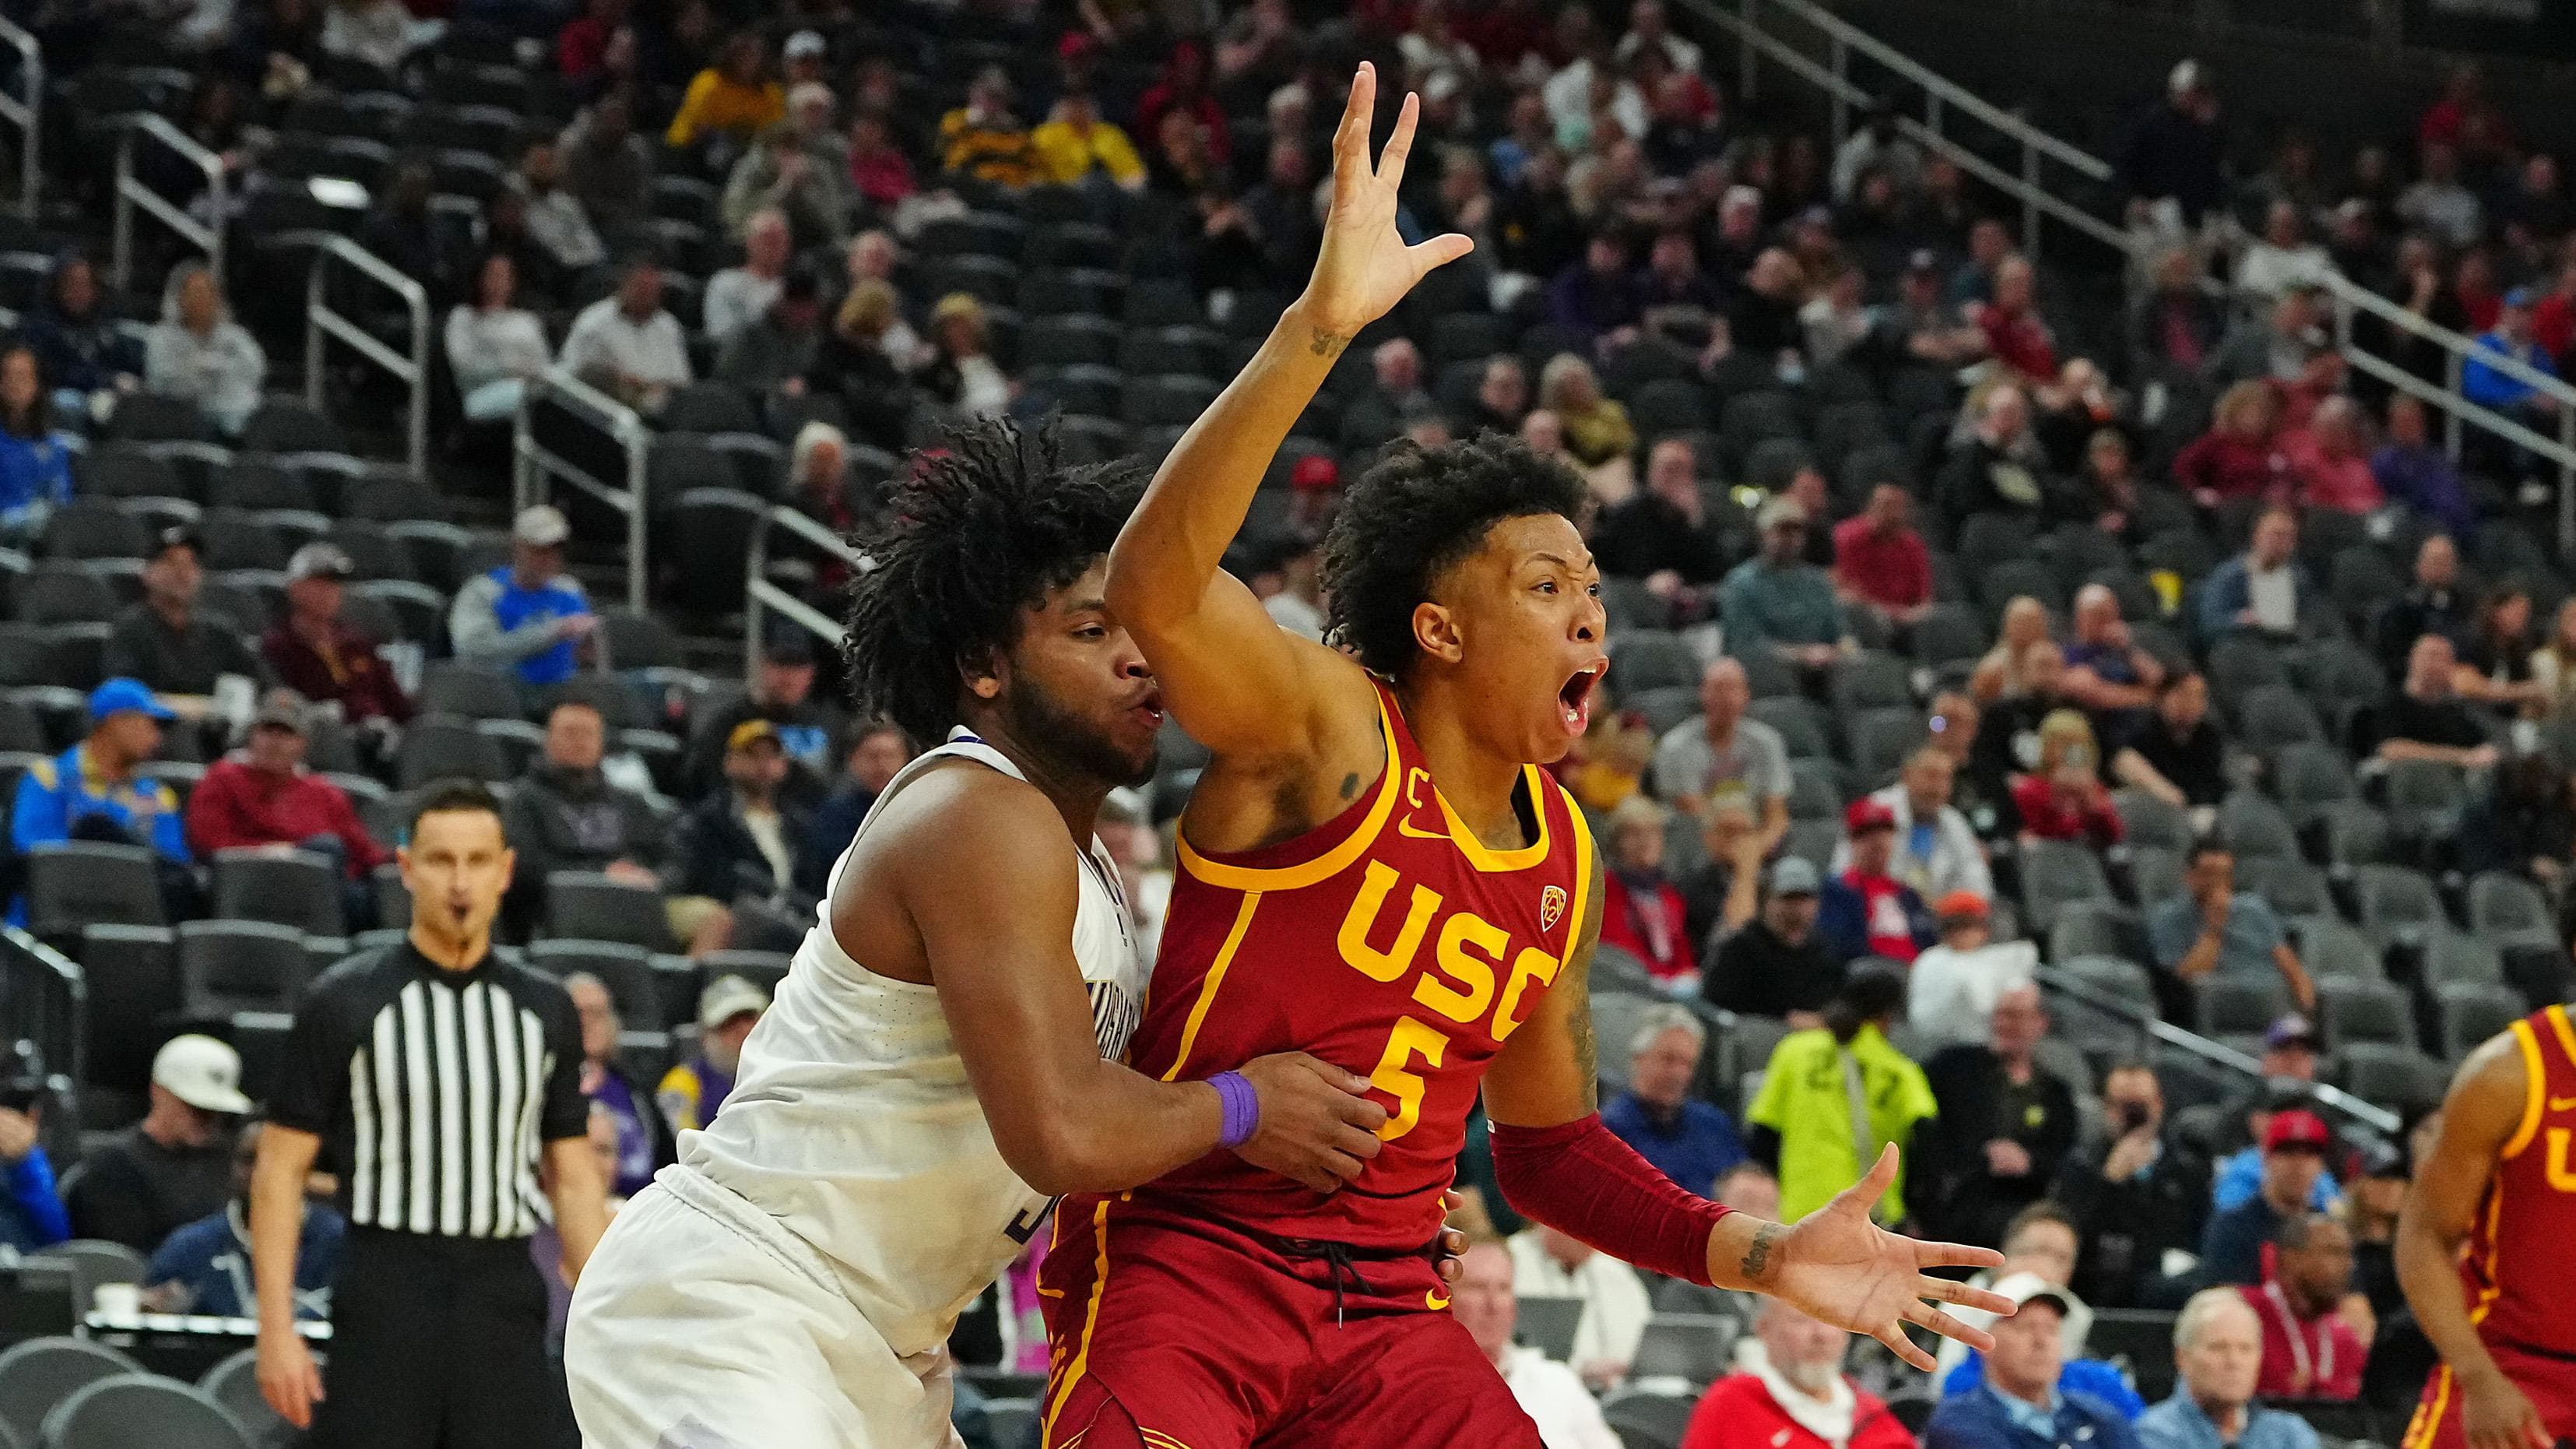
[1114,678,1595,1251]
[2455,1004,2576,1359]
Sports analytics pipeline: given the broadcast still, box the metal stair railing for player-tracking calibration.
[743,505,862,671]
[511,371,650,610]
[112,114,226,291]
[304,237,431,479]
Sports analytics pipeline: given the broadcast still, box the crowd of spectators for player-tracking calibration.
[0,0,2567,1444]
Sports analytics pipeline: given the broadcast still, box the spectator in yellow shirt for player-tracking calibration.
[666,33,785,152]
[938,65,1039,189]
[1031,90,1147,192]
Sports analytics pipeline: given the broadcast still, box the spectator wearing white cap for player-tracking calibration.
[656,976,770,1134]
[69,1033,248,1252]
[448,505,599,688]
[262,542,414,726]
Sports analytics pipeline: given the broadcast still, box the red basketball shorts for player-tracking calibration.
[1035,1198,1542,1449]
[2406,1342,2576,1449]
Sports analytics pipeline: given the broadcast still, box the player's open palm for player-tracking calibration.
[1231,1052,1390,1194]
[1299,62,1474,341]
[1755,1145,2016,1371]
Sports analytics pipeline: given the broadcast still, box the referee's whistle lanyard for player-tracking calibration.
[2258,1281,2328,1394]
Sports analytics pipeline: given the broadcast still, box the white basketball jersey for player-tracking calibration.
[680,730,1145,1359]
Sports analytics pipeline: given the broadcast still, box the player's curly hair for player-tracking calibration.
[840,417,1144,748]
[1322,436,1587,677]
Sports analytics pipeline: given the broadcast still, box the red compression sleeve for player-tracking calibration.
[1489,1114,1733,1285]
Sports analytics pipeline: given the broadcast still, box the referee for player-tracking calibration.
[251,780,609,1447]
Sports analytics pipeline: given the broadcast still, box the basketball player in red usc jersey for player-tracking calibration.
[2398,1003,2576,1449]
[1035,65,2013,1449]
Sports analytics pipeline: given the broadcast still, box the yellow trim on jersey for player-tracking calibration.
[1158,892,1262,1083]
[1431,765,1554,873]
[2470,1176,2505,1325]
[1559,786,1595,969]
[1175,695,1401,893]
[2546,1006,2576,1078]
[2404,1364,2451,1449]
[1140,1430,1200,1449]
[1042,1198,1113,1444]
[2504,1019,2547,1161]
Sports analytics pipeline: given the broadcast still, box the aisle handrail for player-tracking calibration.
[305,237,430,479]
[743,503,862,675]
[112,114,226,290]
[2033,963,2400,1135]
[0,18,40,218]
[511,371,649,610]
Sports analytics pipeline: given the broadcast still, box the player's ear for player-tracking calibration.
[1412,600,1464,665]
[962,649,1005,702]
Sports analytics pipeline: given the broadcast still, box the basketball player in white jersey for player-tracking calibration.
[564,423,1393,1448]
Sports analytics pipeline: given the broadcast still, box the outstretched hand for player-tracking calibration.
[1298,62,1476,345]
[1752,1144,2016,1371]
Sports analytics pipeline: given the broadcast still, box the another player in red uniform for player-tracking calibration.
[2399,1003,2576,1449]
[1038,65,2012,1449]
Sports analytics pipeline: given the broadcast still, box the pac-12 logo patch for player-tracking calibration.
[1539,885,1567,933]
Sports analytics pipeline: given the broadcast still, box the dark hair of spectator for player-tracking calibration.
[839,417,1144,748]
[2001,1199,2075,1247]
[1822,960,1908,1041]
[1321,435,1587,678]
[2185,835,2230,867]
[0,344,50,441]
[407,779,505,836]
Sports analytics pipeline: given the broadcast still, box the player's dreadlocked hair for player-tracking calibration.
[1322,436,1587,677]
[841,417,1144,748]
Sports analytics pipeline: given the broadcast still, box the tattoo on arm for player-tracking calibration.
[1741,1221,1785,1283]
[1340,772,1360,800]
[1566,993,1597,1111]
[1309,327,1349,359]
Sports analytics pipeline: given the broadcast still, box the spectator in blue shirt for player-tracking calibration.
[0,344,73,544]
[1601,1004,1744,1197]
[0,1093,69,1254]
[143,1122,342,1321]
[1924,1285,2142,1449]
[2138,1289,2321,1449]
[2200,1107,2335,1285]
[446,504,599,688]
[2462,287,2562,420]
[8,678,189,923]
[2370,395,2474,537]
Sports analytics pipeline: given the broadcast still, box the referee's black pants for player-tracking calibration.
[310,1227,575,1449]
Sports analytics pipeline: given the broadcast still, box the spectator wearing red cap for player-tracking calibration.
[1817,798,1934,965]
[2199,1109,2337,1287]
[2237,1212,2367,1401]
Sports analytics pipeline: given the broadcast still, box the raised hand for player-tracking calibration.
[1298,63,1474,348]
[1747,1144,2015,1371]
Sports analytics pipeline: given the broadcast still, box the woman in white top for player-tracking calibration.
[445,252,554,424]
[142,259,265,438]
[923,292,1012,420]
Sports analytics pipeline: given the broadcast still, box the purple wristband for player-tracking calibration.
[1210,1071,1260,1149]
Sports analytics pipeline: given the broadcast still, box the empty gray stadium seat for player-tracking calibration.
[40,1373,252,1449]
[0,1339,142,1447]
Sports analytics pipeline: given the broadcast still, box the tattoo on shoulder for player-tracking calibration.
[1741,1221,1785,1282]
[1309,327,1349,358]
[1340,772,1361,800]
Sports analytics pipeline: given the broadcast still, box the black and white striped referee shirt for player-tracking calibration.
[269,941,589,1239]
